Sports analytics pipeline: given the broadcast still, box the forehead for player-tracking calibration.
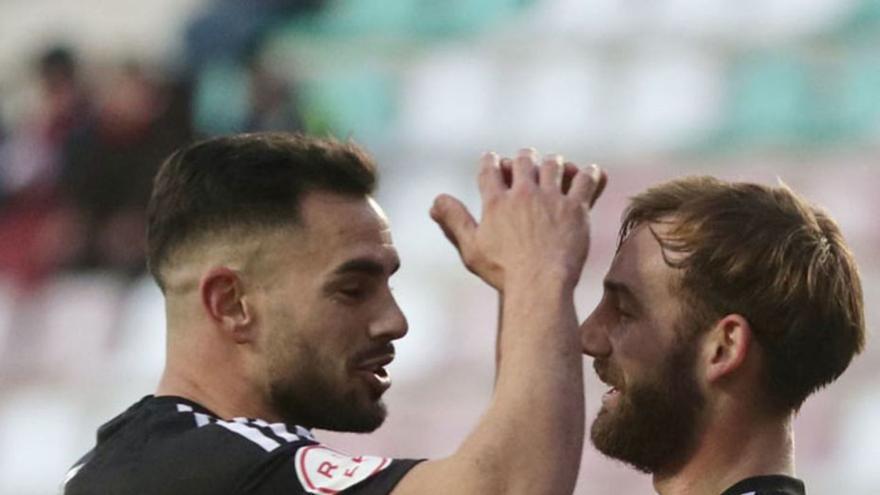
[607,223,680,311]
[300,191,390,238]
[289,191,397,272]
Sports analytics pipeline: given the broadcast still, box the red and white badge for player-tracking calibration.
[294,445,391,494]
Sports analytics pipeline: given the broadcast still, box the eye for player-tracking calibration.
[616,306,634,322]
[337,285,366,300]
[332,277,382,304]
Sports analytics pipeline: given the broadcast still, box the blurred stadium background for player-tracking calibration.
[0,0,878,494]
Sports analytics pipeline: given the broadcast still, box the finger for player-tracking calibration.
[500,158,514,188]
[539,154,563,191]
[512,147,538,188]
[561,162,579,194]
[589,169,608,208]
[478,152,504,200]
[430,194,477,253]
[567,164,603,206]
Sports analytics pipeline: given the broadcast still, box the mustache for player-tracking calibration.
[593,358,623,387]
[351,343,396,363]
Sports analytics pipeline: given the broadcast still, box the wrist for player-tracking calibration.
[504,266,579,296]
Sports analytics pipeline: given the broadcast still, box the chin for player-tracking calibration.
[318,396,388,433]
[329,406,386,433]
[269,381,388,433]
[589,388,703,475]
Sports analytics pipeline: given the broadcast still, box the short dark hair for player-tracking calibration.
[146,132,377,290]
[621,176,865,412]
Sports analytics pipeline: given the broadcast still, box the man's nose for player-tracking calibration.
[580,310,611,358]
[369,293,409,340]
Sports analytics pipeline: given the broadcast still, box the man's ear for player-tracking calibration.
[704,314,752,383]
[200,267,255,343]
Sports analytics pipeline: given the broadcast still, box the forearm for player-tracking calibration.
[494,293,503,387]
[459,274,585,494]
[393,275,585,495]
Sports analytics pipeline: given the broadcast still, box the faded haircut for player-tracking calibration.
[146,132,377,291]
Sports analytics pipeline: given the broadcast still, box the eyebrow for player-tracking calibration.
[603,279,642,309]
[332,257,400,277]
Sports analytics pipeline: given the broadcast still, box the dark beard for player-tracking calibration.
[267,339,387,433]
[590,335,705,474]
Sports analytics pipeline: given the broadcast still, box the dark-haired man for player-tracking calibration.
[579,177,865,494]
[63,133,606,495]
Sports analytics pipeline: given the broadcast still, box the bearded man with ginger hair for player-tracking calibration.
[581,176,866,495]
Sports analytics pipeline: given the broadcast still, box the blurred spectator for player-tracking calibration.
[0,48,195,289]
[59,62,193,277]
[2,46,92,198]
[0,45,93,289]
[1,0,323,288]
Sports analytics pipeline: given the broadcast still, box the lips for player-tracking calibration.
[352,346,395,396]
[602,386,622,406]
[594,359,624,406]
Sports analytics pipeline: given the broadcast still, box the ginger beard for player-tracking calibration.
[590,329,705,474]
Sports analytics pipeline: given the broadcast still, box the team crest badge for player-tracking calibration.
[295,445,391,494]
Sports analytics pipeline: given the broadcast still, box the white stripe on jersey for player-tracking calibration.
[64,463,84,485]
[215,420,281,452]
[231,416,313,441]
[176,403,211,426]
[294,425,315,441]
[252,419,300,443]
[176,403,313,452]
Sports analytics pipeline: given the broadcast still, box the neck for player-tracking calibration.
[156,329,280,422]
[653,412,795,495]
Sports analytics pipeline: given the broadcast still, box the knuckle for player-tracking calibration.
[510,184,532,199]
[542,189,562,204]
[562,199,586,216]
[574,169,594,184]
[483,194,502,210]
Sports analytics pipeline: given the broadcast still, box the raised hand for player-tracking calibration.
[431,148,607,291]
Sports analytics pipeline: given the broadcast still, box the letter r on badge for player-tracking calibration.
[317,461,338,478]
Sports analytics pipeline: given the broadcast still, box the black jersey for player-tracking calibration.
[720,475,806,495]
[63,396,422,495]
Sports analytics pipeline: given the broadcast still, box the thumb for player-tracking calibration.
[430,194,477,253]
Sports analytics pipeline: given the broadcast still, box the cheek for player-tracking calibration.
[261,305,298,352]
[264,292,368,367]
[614,331,671,382]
